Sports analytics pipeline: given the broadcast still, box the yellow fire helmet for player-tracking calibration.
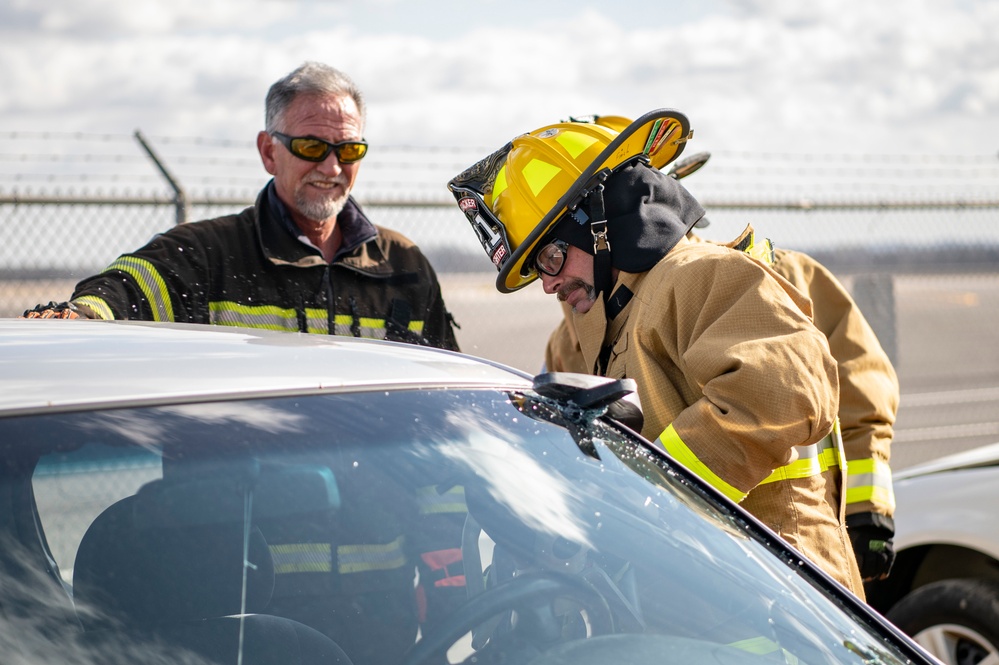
[448,109,692,293]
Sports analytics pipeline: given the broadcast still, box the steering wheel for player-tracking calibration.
[402,570,615,665]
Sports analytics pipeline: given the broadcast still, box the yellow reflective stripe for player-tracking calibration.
[556,130,599,159]
[728,636,779,655]
[331,313,353,336]
[846,457,895,508]
[210,301,298,330]
[302,308,328,334]
[209,306,425,340]
[658,424,748,503]
[728,637,801,664]
[522,159,561,198]
[847,484,896,508]
[357,316,388,339]
[103,256,173,321]
[417,485,467,515]
[759,441,825,484]
[759,419,843,485]
[337,536,406,574]
[269,543,332,574]
[72,295,114,320]
[759,434,840,485]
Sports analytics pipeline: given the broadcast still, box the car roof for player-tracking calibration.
[0,319,533,417]
[894,441,999,480]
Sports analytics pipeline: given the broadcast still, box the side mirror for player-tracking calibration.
[532,372,644,433]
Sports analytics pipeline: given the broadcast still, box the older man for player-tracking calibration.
[23,61,458,351]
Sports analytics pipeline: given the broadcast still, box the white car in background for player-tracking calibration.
[867,444,999,664]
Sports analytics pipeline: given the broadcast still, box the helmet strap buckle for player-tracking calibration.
[591,220,611,253]
[583,184,614,303]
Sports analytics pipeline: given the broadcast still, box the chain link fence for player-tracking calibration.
[3,132,999,468]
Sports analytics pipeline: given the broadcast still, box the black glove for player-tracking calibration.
[846,512,896,581]
[20,301,83,319]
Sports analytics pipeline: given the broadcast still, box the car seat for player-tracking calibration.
[253,458,420,664]
[71,463,352,665]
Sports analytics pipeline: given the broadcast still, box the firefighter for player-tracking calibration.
[21,61,459,352]
[448,110,865,595]
[548,222,900,583]
[545,116,899,583]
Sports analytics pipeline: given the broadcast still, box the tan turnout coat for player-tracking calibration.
[547,236,864,595]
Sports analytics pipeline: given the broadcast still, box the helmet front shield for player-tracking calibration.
[448,143,516,271]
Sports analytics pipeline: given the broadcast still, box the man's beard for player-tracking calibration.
[295,177,350,222]
[557,278,597,313]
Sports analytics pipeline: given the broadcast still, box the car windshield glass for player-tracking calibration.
[5,389,913,665]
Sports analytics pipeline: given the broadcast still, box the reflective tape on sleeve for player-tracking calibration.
[657,424,748,503]
[759,421,843,486]
[269,543,332,574]
[72,295,114,320]
[210,301,298,331]
[337,536,407,574]
[103,256,173,321]
[846,457,896,509]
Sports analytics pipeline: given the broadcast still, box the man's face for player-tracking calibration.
[257,92,364,226]
[539,244,598,314]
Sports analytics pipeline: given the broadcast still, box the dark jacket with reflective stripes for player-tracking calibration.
[69,185,460,351]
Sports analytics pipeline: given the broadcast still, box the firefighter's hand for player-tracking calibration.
[20,301,83,319]
[846,512,896,582]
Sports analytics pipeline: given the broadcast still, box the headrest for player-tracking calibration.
[73,462,340,630]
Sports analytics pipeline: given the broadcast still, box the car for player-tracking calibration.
[866,444,999,665]
[0,318,934,665]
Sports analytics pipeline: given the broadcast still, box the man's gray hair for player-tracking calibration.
[265,62,367,133]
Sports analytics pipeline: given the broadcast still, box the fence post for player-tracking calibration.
[133,130,188,225]
[852,272,898,366]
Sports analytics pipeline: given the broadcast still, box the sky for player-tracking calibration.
[2,0,997,159]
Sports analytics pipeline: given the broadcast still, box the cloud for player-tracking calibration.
[1,0,295,37]
[0,0,996,157]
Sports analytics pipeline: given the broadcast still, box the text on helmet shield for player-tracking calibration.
[490,245,507,267]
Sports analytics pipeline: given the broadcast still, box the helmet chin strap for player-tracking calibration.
[585,184,614,304]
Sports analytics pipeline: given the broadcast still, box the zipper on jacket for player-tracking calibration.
[297,293,307,333]
[324,265,335,335]
[349,295,360,337]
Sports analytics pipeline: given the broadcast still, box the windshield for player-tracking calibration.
[5,388,915,665]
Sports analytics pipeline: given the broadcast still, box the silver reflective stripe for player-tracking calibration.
[209,301,298,331]
[306,309,330,334]
[759,421,843,485]
[846,457,895,508]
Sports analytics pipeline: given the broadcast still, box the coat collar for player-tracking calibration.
[256,181,386,272]
[570,268,650,374]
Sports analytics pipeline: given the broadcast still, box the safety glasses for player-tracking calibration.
[533,239,569,277]
[270,131,368,164]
